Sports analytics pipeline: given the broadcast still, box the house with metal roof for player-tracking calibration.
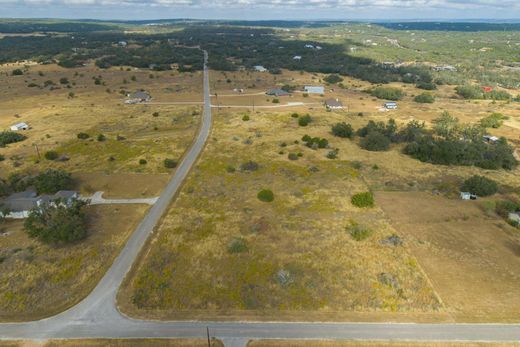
[125,91,151,104]
[324,98,343,109]
[304,86,324,94]
[266,89,290,97]
[0,190,78,219]
[10,122,29,131]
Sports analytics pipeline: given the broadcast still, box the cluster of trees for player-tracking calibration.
[480,112,508,128]
[414,92,435,103]
[302,134,329,149]
[370,87,405,100]
[461,175,498,197]
[456,85,512,100]
[2,169,74,196]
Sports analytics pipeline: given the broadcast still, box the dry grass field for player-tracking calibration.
[248,340,520,347]
[377,191,520,322]
[118,69,520,322]
[0,204,148,321]
[0,339,223,347]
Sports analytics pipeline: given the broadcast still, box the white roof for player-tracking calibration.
[11,122,28,128]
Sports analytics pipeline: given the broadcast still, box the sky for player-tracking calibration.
[0,0,519,21]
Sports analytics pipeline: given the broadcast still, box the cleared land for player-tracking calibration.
[377,191,520,322]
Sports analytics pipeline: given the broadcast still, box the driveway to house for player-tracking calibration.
[1,51,520,347]
[84,191,158,205]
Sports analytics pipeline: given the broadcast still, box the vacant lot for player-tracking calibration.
[377,191,520,322]
[0,204,148,321]
[119,105,442,321]
[249,340,520,347]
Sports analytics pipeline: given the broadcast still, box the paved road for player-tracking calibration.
[1,50,520,346]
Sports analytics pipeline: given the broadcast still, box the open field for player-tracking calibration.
[377,191,520,322]
[248,340,520,347]
[0,63,201,176]
[118,67,520,322]
[0,204,148,321]
[0,339,223,347]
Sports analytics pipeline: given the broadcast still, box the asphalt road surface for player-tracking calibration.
[1,51,520,346]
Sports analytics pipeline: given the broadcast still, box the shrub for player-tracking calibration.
[360,132,391,151]
[226,165,236,173]
[456,85,483,99]
[324,74,343,84]
[495,200,520,218]
[59,77,69,85]
[11,69,23,76]
[242,114,250,121]
[77,132,90,140]
[240,161,259,171]
[480,113,508,129]
[44,151,59,161]
[139,159,147,165]
[414,93,435,103]
[302,135,328,149]
[24,200,87,244]
[351,192,374,208]
[33,169,74,194]
[331,122,353,138]
[370,87,405,101]
[416,81,437,90]
[288,153,298,161]
[272,98,280,104]
[97,134,106,142]
[0,154,4,162]
[298,114,312,126]
[461,175,498,197]
[0,131,27,147]
[152,112,159,117]
[347,221,372,241]
[257,189,274,202]
[485,90,511,101]
[290,112,299,118]
[164,158,178,168]
[326,149,339,159]
[228,238,248,253]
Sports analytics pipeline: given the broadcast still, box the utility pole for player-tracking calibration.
[206,326,211,347]
[33,143,41,160]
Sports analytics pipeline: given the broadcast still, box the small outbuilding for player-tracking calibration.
[483,135,499,143]
[508,212,520,224]
[460,192,477,200]
[254,65,267,72]
[10,122,29,131]
[293,56,302,60]
[304,86,324,94]
[126,91,151,104]
[325,98,343,110]
[384,102,398,110]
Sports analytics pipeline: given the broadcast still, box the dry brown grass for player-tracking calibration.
[377,191,520,323]
[248,340,520,347]
[0,204,148,321]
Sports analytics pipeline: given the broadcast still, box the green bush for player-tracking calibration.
[298,114,312,126]
[242,114,250,121]
[290,112,299,118]
[370,87,405,101]
[152,112,159,117]
[414,93,435,103]
[360,132,391,151]
[228,238,248,253]
[97,134,106,142]
[461,175,498,197]
[288,153,298,161]
[480,113,508,129]
[77,132,90,139]
[240,161,259,171]
[139,159,147,165]
[164,158,178,168]
[456,85,483,99]
[272,98,280,104]
[44,151,59,161]
[33,169,74,194]
[302,135,328,149]
[351,192,374,208]
[0,154,4,162]
[59,77,69,85]
[324,74,343,84]
[257,189,274,202]
[331,122,354,138]
[0,131,27,147]
[495,200,520,218]
[416,81,437,90]
[326,149,339,159]
[347,221,372,241]
[24,200,87,245]
[11,69,23,76]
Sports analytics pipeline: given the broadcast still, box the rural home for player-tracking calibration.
[325,98,343,110]
[304,86,325,94]
[266,89,290,97]
[254,65,267,72]
[0,190,78,219]
[460,192,477,200]
[483,135,499,143]
[125,91,151,104]
[384,102,398,110]
[293,55,302,60]
[10,122,29,131]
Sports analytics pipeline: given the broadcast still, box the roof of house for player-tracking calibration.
[304,86,324,93]
[384,102,398,105]
[6,190,37,201]
[2,190,78,213]
[267,89,290,96]
[11,122,28,128]
[54,191,78,199]
[325,98,343,107]
[130,91,151,100]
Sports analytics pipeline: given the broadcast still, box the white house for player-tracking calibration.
[460,192,477,200]
[293,56,302,60]
[10,122,29,131]
[304,86,325,94]
[118,41,128,47]
[126,91,151,104]
[0,190,78,219]
[254,65,267,72]
[304,44,314,49]
[384,102,398,110]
